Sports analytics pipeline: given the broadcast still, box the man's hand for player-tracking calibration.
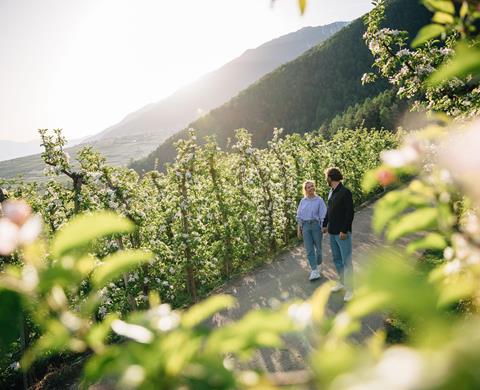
[322,227,328,234]
[297,226,302,240]
[339,232,347,240]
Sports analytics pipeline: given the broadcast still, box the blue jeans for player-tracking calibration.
[302,221,323,271]
[329,233,353,291]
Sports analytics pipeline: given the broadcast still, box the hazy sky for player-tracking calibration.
[0,0,372,143]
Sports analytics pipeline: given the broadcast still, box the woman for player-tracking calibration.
[296,180,327,281]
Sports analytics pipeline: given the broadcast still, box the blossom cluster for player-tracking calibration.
[0,200,42,255]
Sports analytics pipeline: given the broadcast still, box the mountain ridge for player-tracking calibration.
[88,21,348,142]
[131,0,432,174]
[0,22,346,180]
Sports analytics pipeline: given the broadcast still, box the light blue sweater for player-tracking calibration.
[296,195,327,225]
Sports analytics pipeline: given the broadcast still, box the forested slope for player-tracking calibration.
[132,0,432,173]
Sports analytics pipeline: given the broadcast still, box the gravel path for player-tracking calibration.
[211,201,385,372]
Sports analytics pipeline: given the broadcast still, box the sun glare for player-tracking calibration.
[0,0,372,142]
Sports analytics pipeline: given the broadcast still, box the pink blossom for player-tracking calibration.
[0,200,42,255]
[2,200,32,226]
[0,219,19,255]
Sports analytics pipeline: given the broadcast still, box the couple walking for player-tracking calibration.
[296,167,354,302]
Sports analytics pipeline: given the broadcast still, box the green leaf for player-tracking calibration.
[428,42,480,85]
[373,190,428,234]
[83,347,123,385]
[347,291,391,319]
[423,0,455,14]
[298,0,306,14]
[206,309,293,354]
[438,273,476,307]
[310,282,333,323]
[182,295,236,328]
[432,11,454,24]
[406,233,447,254]
[460,1,469,19]
[51,212,135,258]
[362,250,440,318]
[0,290,22,353]
[387,207,439,242]
[362,169,380,193]
[86,313,118,352]
[373,191,408,234]
[38,265,81,293]
[92,250,153,288]
[22,319,71,368]
[412,24,445,47]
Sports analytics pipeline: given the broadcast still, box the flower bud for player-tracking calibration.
[376,168,396,187]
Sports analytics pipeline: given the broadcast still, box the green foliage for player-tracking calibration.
[92,250,153,288]
[4,0,480,388]
[363,0,480,118]
[181,295,235,328]
[323,89,408,137]
[1,125,397,386]
[428,41,480,84]
[51,212,135,258]
[0,290,22,352]
[412,23,446,47]
[0,212,300,388]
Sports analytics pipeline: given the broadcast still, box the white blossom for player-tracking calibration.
[17,215,43,244]
[111,320,153,343]
[444,259,461,275]
[0,218,19,255]
[287,302,312,328]
[381,145,420,168]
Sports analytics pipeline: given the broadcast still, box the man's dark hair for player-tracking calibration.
[325,167,343,181]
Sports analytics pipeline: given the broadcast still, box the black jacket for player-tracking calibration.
[322,183,354,234]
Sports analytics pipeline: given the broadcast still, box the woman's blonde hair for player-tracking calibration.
[303,180,315,197]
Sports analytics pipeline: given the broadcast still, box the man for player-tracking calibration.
[322,167,354,302]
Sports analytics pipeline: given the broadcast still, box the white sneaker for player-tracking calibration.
[331,282,344,292]
[344,291,354,302]
[309,269,320,281]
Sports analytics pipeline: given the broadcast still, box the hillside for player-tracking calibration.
[0,133,165,182]
[0,23,345,181]
[89,22,347,142]
[321,90,406,137]
[132,0,432,173]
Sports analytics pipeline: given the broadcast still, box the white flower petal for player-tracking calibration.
[18,215,43,244]
[287,302,312,328]
[0,218,20,255]
[111,320,153,344]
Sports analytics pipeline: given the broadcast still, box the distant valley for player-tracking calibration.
[0,133,166,182]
